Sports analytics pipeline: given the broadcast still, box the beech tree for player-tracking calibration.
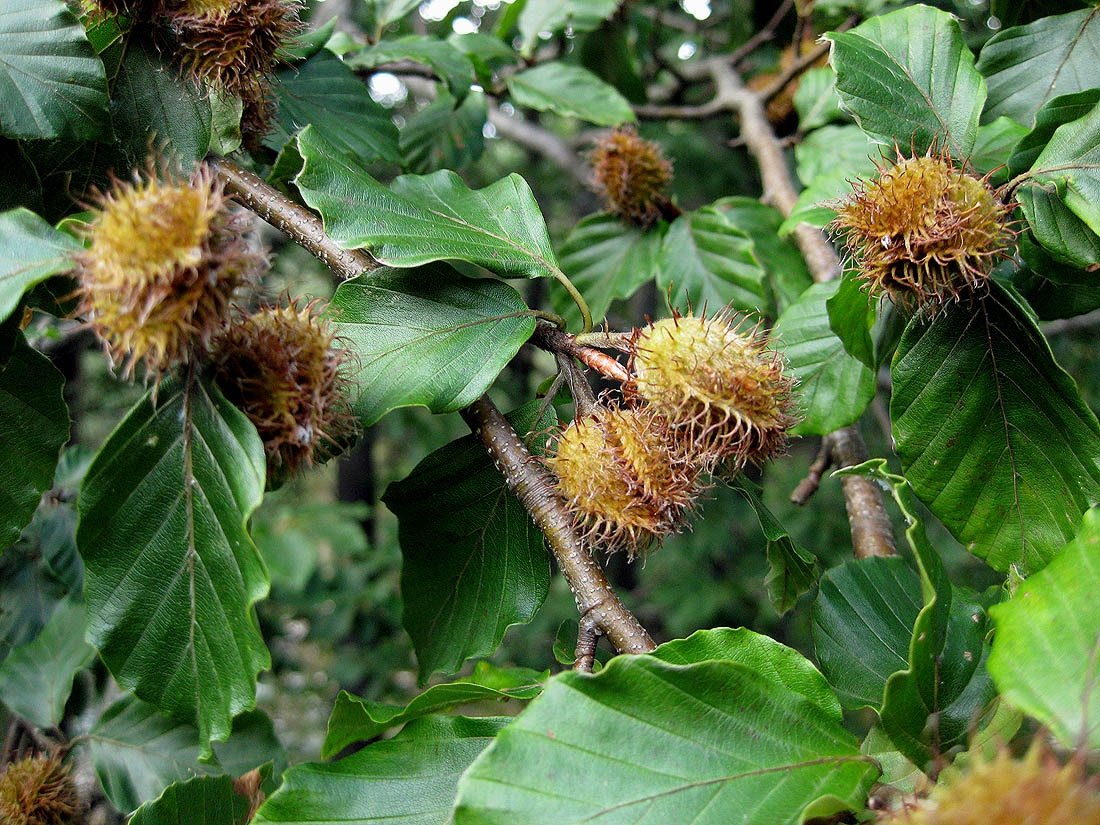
[2,0,1099,823]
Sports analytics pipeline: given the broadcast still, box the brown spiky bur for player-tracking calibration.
[878,745,1100,825]
[589,126,677,228]
[544,406,703,557]
[0,755,80,825]
[833,151,1014,307]
[209,301,358,485]
[168,0,302,95]
[76,162,263,379]
[628,312,797,470]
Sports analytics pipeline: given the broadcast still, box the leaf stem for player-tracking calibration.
[551,267,593,333]
[461,396,655,655]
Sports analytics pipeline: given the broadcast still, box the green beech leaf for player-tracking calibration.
[517,0,619,57]
[129,775,251,825]
[507,64,635,126]
[0,331,69,549]
[268,50,401,166]
[827,5,985,156]
[0,599,94,727]
[549,213,665,328]
[1029,100,1100,238]
[891,284,1100,573]
[255,716,509,825]
[988,506,1100,750]
[813,557,920,709]
[111,44,211,168]
[977,8,1100,128]
[323,663,545,757]
[970,116,1028,183]
[0,208,81,324]
[296,126,560,279]
[0,0,110,140]
[1016,184,1100,271]
[365,0,422,29]
[836,461,997,771]
[729,479,821,615]
[713,197,813,311]
[1008,91,1100,176]
[347,36,475,102]
[784,125,879,233]
[774,281,875,436]
[656,207,769,315]
[77,376,269,755]
[329,265,535,426]
[382,402,553,682]
[88,697,218,814]
[401,90,486,174]
[826,271,877,368]
[793,67,844,131]
[455,645,878,824]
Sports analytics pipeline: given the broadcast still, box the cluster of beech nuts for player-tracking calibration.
[87,0,302,144]
[0,754,80,825]
[833,148,1014,308]
[75,162,357,485]
[545,312,796,557]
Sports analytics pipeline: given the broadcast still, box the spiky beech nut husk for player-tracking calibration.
[0,755,80,825]
[169,0,302,94]
[878,745,1100,825]
[210,301,358,484]
[76,163,263,379]
[544,406,702,557]
[833,151,1013,306]
[589,126,674,228]
[628,312,797,469]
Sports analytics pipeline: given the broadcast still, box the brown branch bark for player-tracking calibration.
[710,60,897,560]
[461,397,655,654]
[210,157,656,652]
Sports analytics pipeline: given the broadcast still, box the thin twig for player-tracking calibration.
[534,324,630,383]
[488,105,591,188]
[461,397,655,654]
[729,0,795,68]
[573,613,600,673]
[713,59,897,559]
[760,40,830,102]
[790,440,832,505]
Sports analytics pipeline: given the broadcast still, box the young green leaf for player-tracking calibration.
[329,265,536,426]
[323,664,544,757]
[128,775,251,825]
[254,716,509,825]
[774,281,875,436]
[507,64,636,126]
[988,506,1100,750]
[891,283,1100,573]
[0,208,81,324]
[827,5,986,156]
[77,376,269,756]
[1029,99,1100,237]
[656,207,769,315]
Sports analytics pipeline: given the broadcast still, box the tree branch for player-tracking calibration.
[461,397,655,654]
[208,157,379,280]
[488,105,591,187]
[209,157,655,653]
[710,60,897,559]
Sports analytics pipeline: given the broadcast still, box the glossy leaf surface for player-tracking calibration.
[329,265,535,426]
[891,285,1100,573]
[297,127,560,279]
[507,64,635,126]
